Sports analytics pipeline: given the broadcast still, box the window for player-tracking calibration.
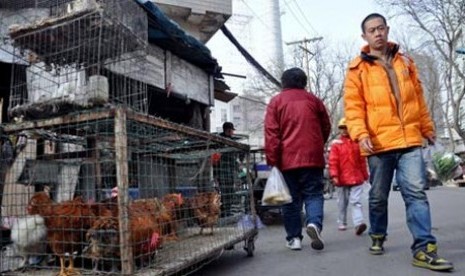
[220,108,227,123]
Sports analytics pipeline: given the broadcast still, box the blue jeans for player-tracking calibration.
[367,147,436,252]
[282,168,324,241]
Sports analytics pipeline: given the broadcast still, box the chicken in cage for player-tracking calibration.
[0,108,258,275]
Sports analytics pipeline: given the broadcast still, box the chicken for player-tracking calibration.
[188,191,221,235]
[27,192,96,276]
[86,208,161,272]
[160,193,183,240]
[85,217,120,273]
[10,215,47,269]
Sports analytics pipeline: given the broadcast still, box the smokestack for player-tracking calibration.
[258,0,284,72]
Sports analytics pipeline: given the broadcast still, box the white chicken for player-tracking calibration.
[10,215,48,269]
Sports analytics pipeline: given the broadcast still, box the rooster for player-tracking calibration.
[10,215,48,270]
[27,192,96,276]
[188,192,221,235]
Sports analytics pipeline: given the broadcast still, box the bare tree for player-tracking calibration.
[240,39,358,144]
[376,0,465,145]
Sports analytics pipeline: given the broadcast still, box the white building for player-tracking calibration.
[207,0,284,147]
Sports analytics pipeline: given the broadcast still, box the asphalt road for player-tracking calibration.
[197,185,465,276]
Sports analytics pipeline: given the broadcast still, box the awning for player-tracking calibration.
[214,79,237,103]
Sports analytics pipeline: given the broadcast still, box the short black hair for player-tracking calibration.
[222,122,235,131]
[361,13,387,33]
[281,67,307,89]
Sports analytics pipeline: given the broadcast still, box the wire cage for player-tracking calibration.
[0,107,258,275]
[0,0,149,119]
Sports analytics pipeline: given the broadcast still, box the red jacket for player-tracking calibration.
[265,88,331,171]
[328,135,368,186]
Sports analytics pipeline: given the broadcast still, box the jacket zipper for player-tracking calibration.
[377,58,407,144]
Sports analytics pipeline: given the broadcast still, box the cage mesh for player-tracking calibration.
[0,0,149,119]
[0,108,257,275]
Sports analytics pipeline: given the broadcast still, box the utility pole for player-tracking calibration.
[286,37,323,81]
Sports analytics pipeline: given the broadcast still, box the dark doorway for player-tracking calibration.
[0,62,12,123]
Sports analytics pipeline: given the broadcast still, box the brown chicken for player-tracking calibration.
[188,191,221,235]
[86,206,161,272]
[27,192,96,276]
[160,193,183,240]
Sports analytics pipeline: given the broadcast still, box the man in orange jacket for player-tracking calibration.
[344,13,453,271]
[328,118,368,235]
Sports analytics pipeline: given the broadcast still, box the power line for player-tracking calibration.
[239,0,274,34]
[220,25,282,88]
[291,0,319,35]
[282,0,314,38]
[284,0,318,35]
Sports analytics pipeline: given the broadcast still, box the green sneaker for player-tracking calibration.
[412,244,454,271]
[369,234,385,255]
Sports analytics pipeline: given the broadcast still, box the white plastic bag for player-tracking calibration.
[261,167,292,206]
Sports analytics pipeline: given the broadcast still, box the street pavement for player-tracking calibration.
[198,185,465,276]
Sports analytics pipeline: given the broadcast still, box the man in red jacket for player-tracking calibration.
[265,68,331,251]
[328,118,368,235]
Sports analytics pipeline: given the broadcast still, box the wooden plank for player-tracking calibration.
[2,107,249,151]
[38,149,94,160]
[114,108,133,274]
[2,109,114,133]
[126,109,249,151]
[170,54,209,105]
[87,137,103,200]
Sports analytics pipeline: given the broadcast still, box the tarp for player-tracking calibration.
[135,0,221,77]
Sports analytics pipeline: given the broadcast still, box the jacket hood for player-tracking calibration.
[360,42,400,63]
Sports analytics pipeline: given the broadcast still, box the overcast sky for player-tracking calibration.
[280,0,382,47]
[207,0,390,94]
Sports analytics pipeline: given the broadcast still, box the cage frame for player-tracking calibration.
[1,106,257,275]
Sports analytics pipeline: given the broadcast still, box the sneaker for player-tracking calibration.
[412,244,454,271]
[286,238,302,250]
[369,234,385,255]
[338,224,347,231]
[355,223,367,236]
[306,223,324,250]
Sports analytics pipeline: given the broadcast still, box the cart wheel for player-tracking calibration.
[244,237,255,257]
[259,211,275,225]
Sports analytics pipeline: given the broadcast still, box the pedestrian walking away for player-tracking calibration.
[265,67,331,251]
[343,13,453,272]
[328,118,368,235]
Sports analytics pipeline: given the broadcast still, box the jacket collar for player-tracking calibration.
[360,42,400,64]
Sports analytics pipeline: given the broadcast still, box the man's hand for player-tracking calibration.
[331,177,339,185]
[359,137,374,154]
[426,134,436,145]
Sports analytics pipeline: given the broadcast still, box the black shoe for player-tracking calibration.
[412,244,454,271]
[369,234,385,255]
[355,223,367,236]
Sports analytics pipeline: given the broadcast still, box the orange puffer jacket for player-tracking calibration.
[328,135,368,186]
[344,43,434,156]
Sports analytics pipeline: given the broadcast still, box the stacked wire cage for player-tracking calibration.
[0,108,257,275]
[0,0,257,275]
[0,0,148,119]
